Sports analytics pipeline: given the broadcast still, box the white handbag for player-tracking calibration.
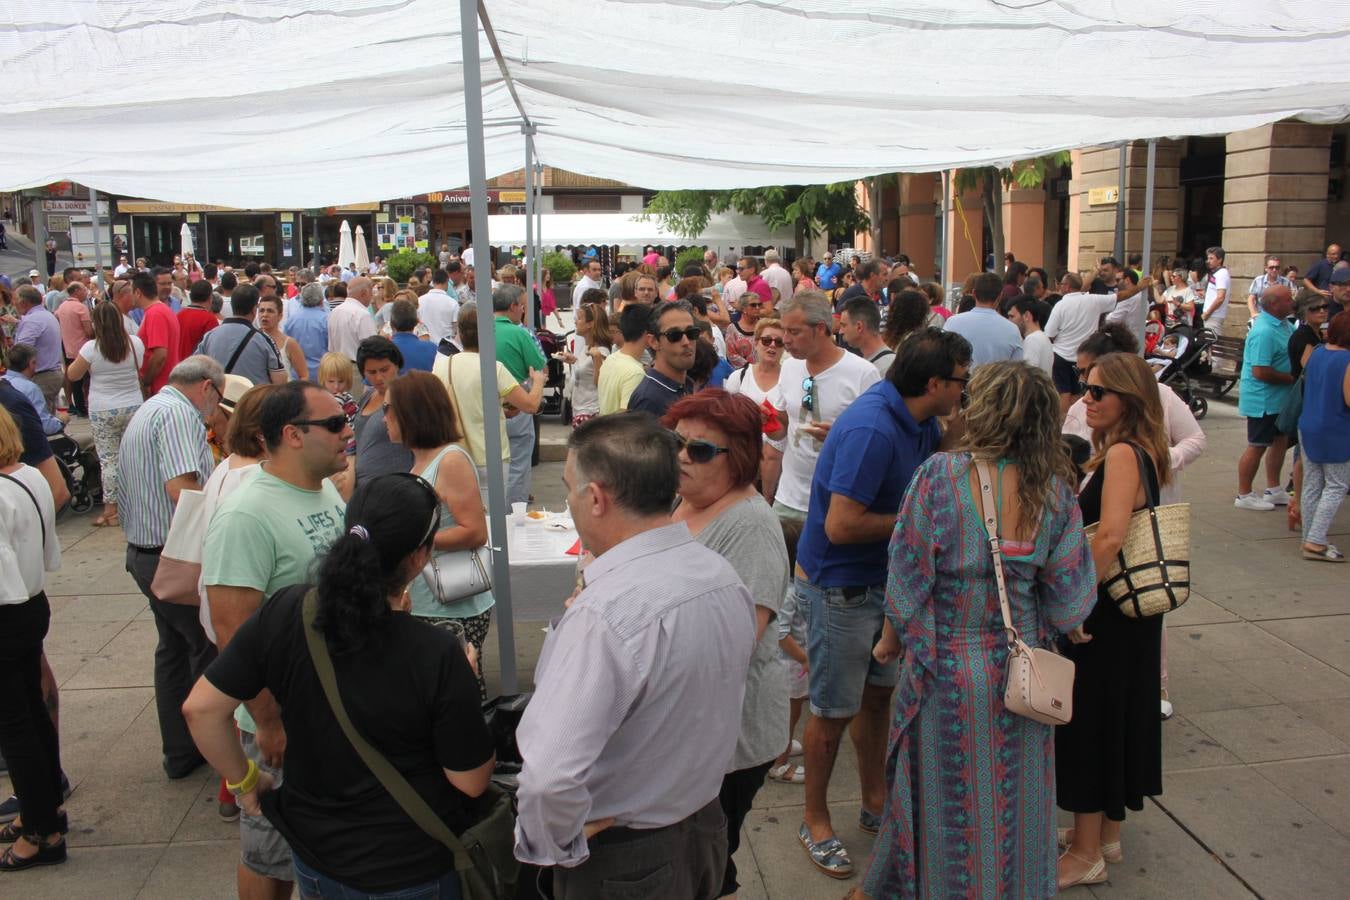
[151,488,207,606]
[974,460,1075,726]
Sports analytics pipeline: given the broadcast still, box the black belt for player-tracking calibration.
[130,544,163,555]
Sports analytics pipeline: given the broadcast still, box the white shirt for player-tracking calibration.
[1022,330,1054,374]
[722,277,747,306]
[1045,292,1118,360]
[775,352,882,512]
[1203,267,1232,324]
[725,365,786,452]
[114,263,130,277]
[418,288,460,343]
[78,336,146,412]
[122,313,140,336]
[461,246,474,268]
[572,275,602,306]
[761,263,795,303]
[1105,288,1148,354]
[327,297,377,360]
[0,464,61,604]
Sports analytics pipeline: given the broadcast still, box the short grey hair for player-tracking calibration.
[764,248,780,263]
[492,283,524,313]
[14,285,42,308]
[300,282,326,308]
[168,354,225,391]
[780,289,834,328]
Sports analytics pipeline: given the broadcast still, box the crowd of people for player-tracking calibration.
[0,238,1345,900]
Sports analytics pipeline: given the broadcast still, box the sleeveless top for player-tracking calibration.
[408,443,495,620]
[1299,346,1350,464]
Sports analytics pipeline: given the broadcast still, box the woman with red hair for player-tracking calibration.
[664,390,790,900]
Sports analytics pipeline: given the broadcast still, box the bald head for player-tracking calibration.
[1260,283,1294,318]
[348,276,373,304]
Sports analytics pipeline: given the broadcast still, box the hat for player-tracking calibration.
[217,374,254,413]
[1330,268,1350,285]
[28,268,41,278]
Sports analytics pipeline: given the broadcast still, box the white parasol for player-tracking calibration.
[180,221,194,259]
[337,219,355,269]
[354,224,370,271]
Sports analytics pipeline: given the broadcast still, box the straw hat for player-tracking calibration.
[217,374,254,413]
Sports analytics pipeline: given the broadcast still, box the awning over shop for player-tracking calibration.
[485,212,793,248]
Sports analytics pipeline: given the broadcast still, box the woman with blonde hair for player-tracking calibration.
[559,303,612,428]
[859,358,1096,899]
[1056,351,1171,889]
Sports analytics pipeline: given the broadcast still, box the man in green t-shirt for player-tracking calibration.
[492,284,546,504]
[202,381,351,899]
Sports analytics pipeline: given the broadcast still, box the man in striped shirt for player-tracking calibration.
[118,355,223,779]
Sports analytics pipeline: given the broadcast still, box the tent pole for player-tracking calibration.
[90,188,105,296]
[534,161,544,302]
[939,170,950,293]
[461,0,518,695]
[1113,142,1127,262]
[1141,139,1157,356]
[523,127,536,330]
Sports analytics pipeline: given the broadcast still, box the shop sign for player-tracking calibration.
[1087,186,1119,206]
[411,189,518,205]
[43,199,110,215]
[46,214,71,233]
[118,201,233,214]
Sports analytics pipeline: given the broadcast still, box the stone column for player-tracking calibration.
[945,178,985,283]
[898,173,938,277]
[1002,187,1047,269]
[1070,141,1181,276]
[1221,122,1331,330]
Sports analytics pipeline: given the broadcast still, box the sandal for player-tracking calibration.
[92,514,119,527]
[858,808,882,835]
[798,822,853,879]
[1057,849,1106,889]
[1057,827,1121,863]
[1302,544,1346,562]
[0,835,66,871]
[1,812,67,844]
[768,762,806,784]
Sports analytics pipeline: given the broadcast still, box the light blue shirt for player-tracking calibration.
[282,302,330,373]
[0,371,61,434]
[1239,310,1295,417]
[942,306,1024,369]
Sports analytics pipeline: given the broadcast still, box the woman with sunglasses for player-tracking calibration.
[663,389,790,900]
[184,473,495,899]
[724,292,764,368]
[1056,351,1171,890]
[724,318,787,503]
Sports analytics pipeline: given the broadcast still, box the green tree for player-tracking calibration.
[646,183,869,254]
[385,250,437,284]
[953,152,1072,271]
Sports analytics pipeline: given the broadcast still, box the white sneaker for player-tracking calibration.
[1235,494,1275,511]
[1262,487,1292,506]
[1160,698,1174,720]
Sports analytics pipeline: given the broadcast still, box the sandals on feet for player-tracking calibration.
[1303,544,1346,562]
[768,762,806,784]
[0,835,66,871]
[798,822,853,879]
[858,808,882,835]
[1057,849,1106,889]
[1056,827,1121,863]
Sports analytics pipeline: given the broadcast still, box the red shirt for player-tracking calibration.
[177,306,219,359]
[138,302,182,395]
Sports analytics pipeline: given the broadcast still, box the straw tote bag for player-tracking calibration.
[975,461,1075,726]
[1083,445,1190,618]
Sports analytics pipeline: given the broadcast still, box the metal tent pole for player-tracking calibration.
[89,189,105,296]
[533,161,544,303]
[1113,142,1128,262]
[939,170,951,294]
[1140,139,1157,357]
[461,0,518,695]
[523,127,536,330]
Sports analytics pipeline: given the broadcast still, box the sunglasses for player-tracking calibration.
[758,336,784,347]
[743,301,763,309]
[290,415,348,434]
[672,431,730,464]
[801,375,817,412]
[1078,383,1116,402]
[657,326,702,343]
[1307,304,1329,312]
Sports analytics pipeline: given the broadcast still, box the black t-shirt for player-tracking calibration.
[1288,323,1322,379]
[205,584,494,891]
[0,380,53,466]
[835,282,870,312]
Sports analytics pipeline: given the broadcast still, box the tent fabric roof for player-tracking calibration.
[5,1,1350,208]
[485,212,793,247]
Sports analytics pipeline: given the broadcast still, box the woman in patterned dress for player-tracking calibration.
[858,361,1097,898]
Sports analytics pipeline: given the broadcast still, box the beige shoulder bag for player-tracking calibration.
[974,460,1074,726]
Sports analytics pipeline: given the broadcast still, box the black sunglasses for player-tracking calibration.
[672,432,730,464]
[1307,304,1329,312]
[290,415,348,434]
[657,326,702,343]
[1078,382,1116,402]
[758,336,784,347]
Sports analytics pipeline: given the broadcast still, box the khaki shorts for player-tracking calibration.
[239,730,293,881]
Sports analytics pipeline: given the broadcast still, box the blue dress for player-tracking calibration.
[864,453,1096,899]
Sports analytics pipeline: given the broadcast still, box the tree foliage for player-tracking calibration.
[540,250,577,285]
[385,250,437,284]
[646,183,869,252]
[953,152,1072,268]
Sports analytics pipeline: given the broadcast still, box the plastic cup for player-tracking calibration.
[512,502,527,525]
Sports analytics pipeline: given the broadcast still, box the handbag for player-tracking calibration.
[419,444,494,605]
[151,487,208,605]
[1083,445,1190,618]
[974,460,1075,726]
[301,590,520,900]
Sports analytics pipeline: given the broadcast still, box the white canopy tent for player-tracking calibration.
[8,1,1350,692]
[485,212,793,248]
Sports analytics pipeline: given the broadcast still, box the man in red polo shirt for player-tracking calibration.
[132,270,181,395]
[738,257,775,309]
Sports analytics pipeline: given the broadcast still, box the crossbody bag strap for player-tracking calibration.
[222,321,262,375]
[973,460,1017,645]
[0,471,46,551]
[300,589,473,873]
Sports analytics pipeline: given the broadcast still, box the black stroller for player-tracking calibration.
[48,431,102,513]
[534,328,570,418]
[1148,324,1215,420]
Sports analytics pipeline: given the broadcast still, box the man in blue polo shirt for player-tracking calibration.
[792,328,971,880]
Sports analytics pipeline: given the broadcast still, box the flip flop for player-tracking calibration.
[1302,545,1345,562]
[768,762,806,784]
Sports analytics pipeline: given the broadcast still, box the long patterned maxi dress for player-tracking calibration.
[863,453,1097,899]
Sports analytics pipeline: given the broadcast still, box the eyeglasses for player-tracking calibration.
[1078,383,1116,402]
[1266,265,1280,270]
[943,375,970,385]
[758,336,784,347]
[290,415,348,434]
[658,326,702,343]
[801,375,817,412]
[671,431,731,464]
[743,301,763,309]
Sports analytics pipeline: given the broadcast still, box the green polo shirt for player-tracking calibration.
[493,315,547,382]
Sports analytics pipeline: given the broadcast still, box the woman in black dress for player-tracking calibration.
[1056,352,1173,890]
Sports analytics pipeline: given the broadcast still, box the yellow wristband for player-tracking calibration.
[226,759,260,796]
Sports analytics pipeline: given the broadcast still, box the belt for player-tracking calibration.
[589,819,680,847]
[130,544,164,555]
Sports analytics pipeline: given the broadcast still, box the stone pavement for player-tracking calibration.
[5,397,1348,899]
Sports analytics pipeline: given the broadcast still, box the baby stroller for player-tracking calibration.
[534,329,569,418]
[48,430,102,513]
[1148,324,1214,420]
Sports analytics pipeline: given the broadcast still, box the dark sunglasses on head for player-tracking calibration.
[290,415,348,434]
[758,336,784,347]
[671,431,730,464]
[1078,382,1115,402]
[657,326,702,343]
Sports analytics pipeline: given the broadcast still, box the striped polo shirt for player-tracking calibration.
[118,386,214,549]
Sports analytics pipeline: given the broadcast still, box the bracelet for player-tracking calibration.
[226,758,260,796]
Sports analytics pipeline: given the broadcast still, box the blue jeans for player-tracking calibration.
[293,855,462,899]
[797,577,896,718]
[505,413,534,504]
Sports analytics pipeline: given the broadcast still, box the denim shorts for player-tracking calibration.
[240,730,292,881]
[797,577,896,718]
[293,853,462,899]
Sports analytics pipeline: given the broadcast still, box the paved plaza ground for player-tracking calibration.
[4,395,1348,899]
